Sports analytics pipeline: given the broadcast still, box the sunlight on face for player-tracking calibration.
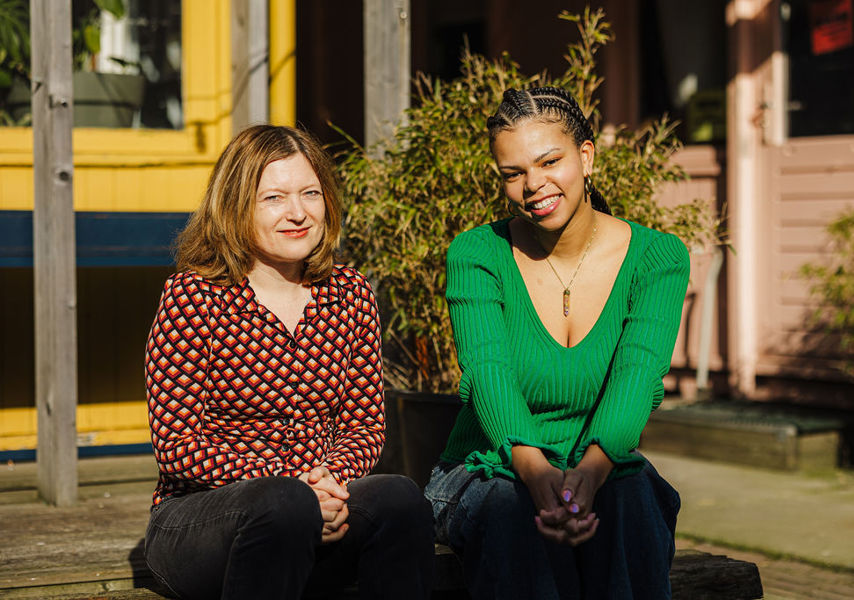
[253,153,326,270]
[493,119,593,230]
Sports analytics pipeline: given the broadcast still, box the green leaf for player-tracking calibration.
[83,24,100,55]
[94,0,126,19]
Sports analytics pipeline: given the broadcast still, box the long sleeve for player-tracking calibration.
[324,279,386,483]
[446,229,563,472]
[146,276,282,490]
[572,233,690,471]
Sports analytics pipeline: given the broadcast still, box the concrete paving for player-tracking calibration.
[644,449,854,571]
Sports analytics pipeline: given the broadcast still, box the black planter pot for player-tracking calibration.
[374,389,462,488]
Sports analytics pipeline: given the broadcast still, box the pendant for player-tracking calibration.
[563,288,571,317]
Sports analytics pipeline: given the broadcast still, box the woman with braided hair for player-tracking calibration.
[424,87,689,599]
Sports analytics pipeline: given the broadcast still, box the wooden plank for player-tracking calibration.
[429,546,762,599]
[669,550,763,600]
[0,483,153,591]
[230,0,269,134]
[672,144,724,177]
[30,0,78,506]
[641,418,800,470]
[363,0,410,150]
[777,136,854,171]
[0,455,157,494]
[777,198,854,223]
[10,588,168,599]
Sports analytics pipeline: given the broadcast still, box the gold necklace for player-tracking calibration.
[543,219,597,317]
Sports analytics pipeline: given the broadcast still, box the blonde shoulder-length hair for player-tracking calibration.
[174,125,342,286]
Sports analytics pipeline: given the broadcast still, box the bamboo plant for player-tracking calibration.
[336,8,722,393]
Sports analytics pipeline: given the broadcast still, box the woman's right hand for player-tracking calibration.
[298,466,350,543]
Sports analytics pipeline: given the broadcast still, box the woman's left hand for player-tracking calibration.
[558,466,598,520]
[538,444,614,545]
[534,466,601,546]
[299,466,350,500]
[535,466,600,545]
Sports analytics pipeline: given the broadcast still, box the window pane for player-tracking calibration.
[96,0,183,129]
[784,0,854,137]
[640,0,727,144]
[0,0,182,129]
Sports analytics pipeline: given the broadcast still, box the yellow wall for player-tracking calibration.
[0,0,297,452]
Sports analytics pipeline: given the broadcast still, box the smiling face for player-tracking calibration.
[492,118,594,232]
[252,153,326,273]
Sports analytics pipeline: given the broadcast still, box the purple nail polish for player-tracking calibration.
[570,503,580,514]
[562,490,572,502]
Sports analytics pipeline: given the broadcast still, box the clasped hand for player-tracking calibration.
[513,447,600,546]
[298,466,350,544]
[531,464,600,546]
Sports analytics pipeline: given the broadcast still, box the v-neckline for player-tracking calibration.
[502,218,634,350]
[245,279,317,339]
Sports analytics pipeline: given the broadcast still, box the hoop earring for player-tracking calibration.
[583,175,592,204]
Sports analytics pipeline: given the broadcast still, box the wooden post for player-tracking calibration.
[231,0,269,134]
[725,0,760,397]
[363,0,410,151]
[31,0,78,506]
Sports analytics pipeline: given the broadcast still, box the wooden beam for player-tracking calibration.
[231,0,269,134]
[363,0,410,151]
[31,0,78,506]
[726,0,761,397]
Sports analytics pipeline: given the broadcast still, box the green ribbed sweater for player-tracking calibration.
[440,218,690,480]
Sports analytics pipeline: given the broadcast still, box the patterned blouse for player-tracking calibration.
[145,266,385,506]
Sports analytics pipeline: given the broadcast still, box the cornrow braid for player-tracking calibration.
[487,86,611,215]
[487,89,535,131]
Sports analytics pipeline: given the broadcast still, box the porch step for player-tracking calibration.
[0,548,762,600]
[641,400,852,471]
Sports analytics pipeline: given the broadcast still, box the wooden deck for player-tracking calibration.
[0,454,767,600]
[0,455,166,599]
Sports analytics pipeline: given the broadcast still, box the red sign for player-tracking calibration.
[810,0,854,55]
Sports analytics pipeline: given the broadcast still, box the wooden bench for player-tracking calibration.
[5,545,760,599]
[0,455,762,599]
[431,545,763,600]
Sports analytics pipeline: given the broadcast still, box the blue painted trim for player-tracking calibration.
[0,210,189,267]
[0,442,154,464]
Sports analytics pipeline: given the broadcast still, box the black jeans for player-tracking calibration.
[145,474,434,600]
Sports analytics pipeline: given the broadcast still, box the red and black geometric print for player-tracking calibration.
[145,266,385,505]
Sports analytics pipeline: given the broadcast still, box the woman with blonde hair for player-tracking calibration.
[144,125,433,599]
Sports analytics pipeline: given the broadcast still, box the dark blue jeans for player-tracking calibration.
[145,474,434,600]
[424,457,680,600]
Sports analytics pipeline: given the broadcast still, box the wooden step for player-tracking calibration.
[642,401,849,471]
[0,547,762,600]
[0,451,767,599]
